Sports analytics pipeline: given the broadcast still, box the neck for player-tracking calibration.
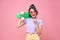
[32,17,36,19]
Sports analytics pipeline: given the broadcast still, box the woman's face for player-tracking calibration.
[30,9,36,18]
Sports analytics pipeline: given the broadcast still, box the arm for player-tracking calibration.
[33,19,42,36]
[17,19,25,28]
[36,25,42,36]
[39,25,42,35]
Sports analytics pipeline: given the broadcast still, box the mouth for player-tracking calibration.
[32,15,36,18]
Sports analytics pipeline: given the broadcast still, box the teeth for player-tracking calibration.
[20,12,24,14]
[21,17,24,20]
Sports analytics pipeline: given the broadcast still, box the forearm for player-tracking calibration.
[17,19,25,28]
[35,25,40,35]
[35,23,42,36]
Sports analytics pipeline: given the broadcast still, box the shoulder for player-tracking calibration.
[25,18,32,20]
[24,18,32,22]
[37,18,43,26]
[37,19,42,22]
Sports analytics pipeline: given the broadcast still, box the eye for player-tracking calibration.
[30,11,33,13]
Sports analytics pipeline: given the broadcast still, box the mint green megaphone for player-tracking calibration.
[16,12,31,19]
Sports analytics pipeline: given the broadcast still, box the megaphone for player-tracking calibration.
[16,11,31,19]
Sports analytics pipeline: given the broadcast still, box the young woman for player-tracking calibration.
[17,4,43,40]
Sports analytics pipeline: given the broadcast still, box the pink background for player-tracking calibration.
[0,0,60,40]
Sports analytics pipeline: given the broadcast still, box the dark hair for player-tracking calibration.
[28,4,38,17]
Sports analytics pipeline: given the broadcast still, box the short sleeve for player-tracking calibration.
[24,19,26,24]
[38,19,43,26]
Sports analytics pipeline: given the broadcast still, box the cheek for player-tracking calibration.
[30,13,32,16]
[30,13,32,15]
[34,13,37,16]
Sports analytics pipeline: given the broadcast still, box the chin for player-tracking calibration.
[32,16,36,18]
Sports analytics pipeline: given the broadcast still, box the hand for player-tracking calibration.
[33,18,38,24]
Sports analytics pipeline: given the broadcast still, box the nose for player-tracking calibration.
[32,12,35,14]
